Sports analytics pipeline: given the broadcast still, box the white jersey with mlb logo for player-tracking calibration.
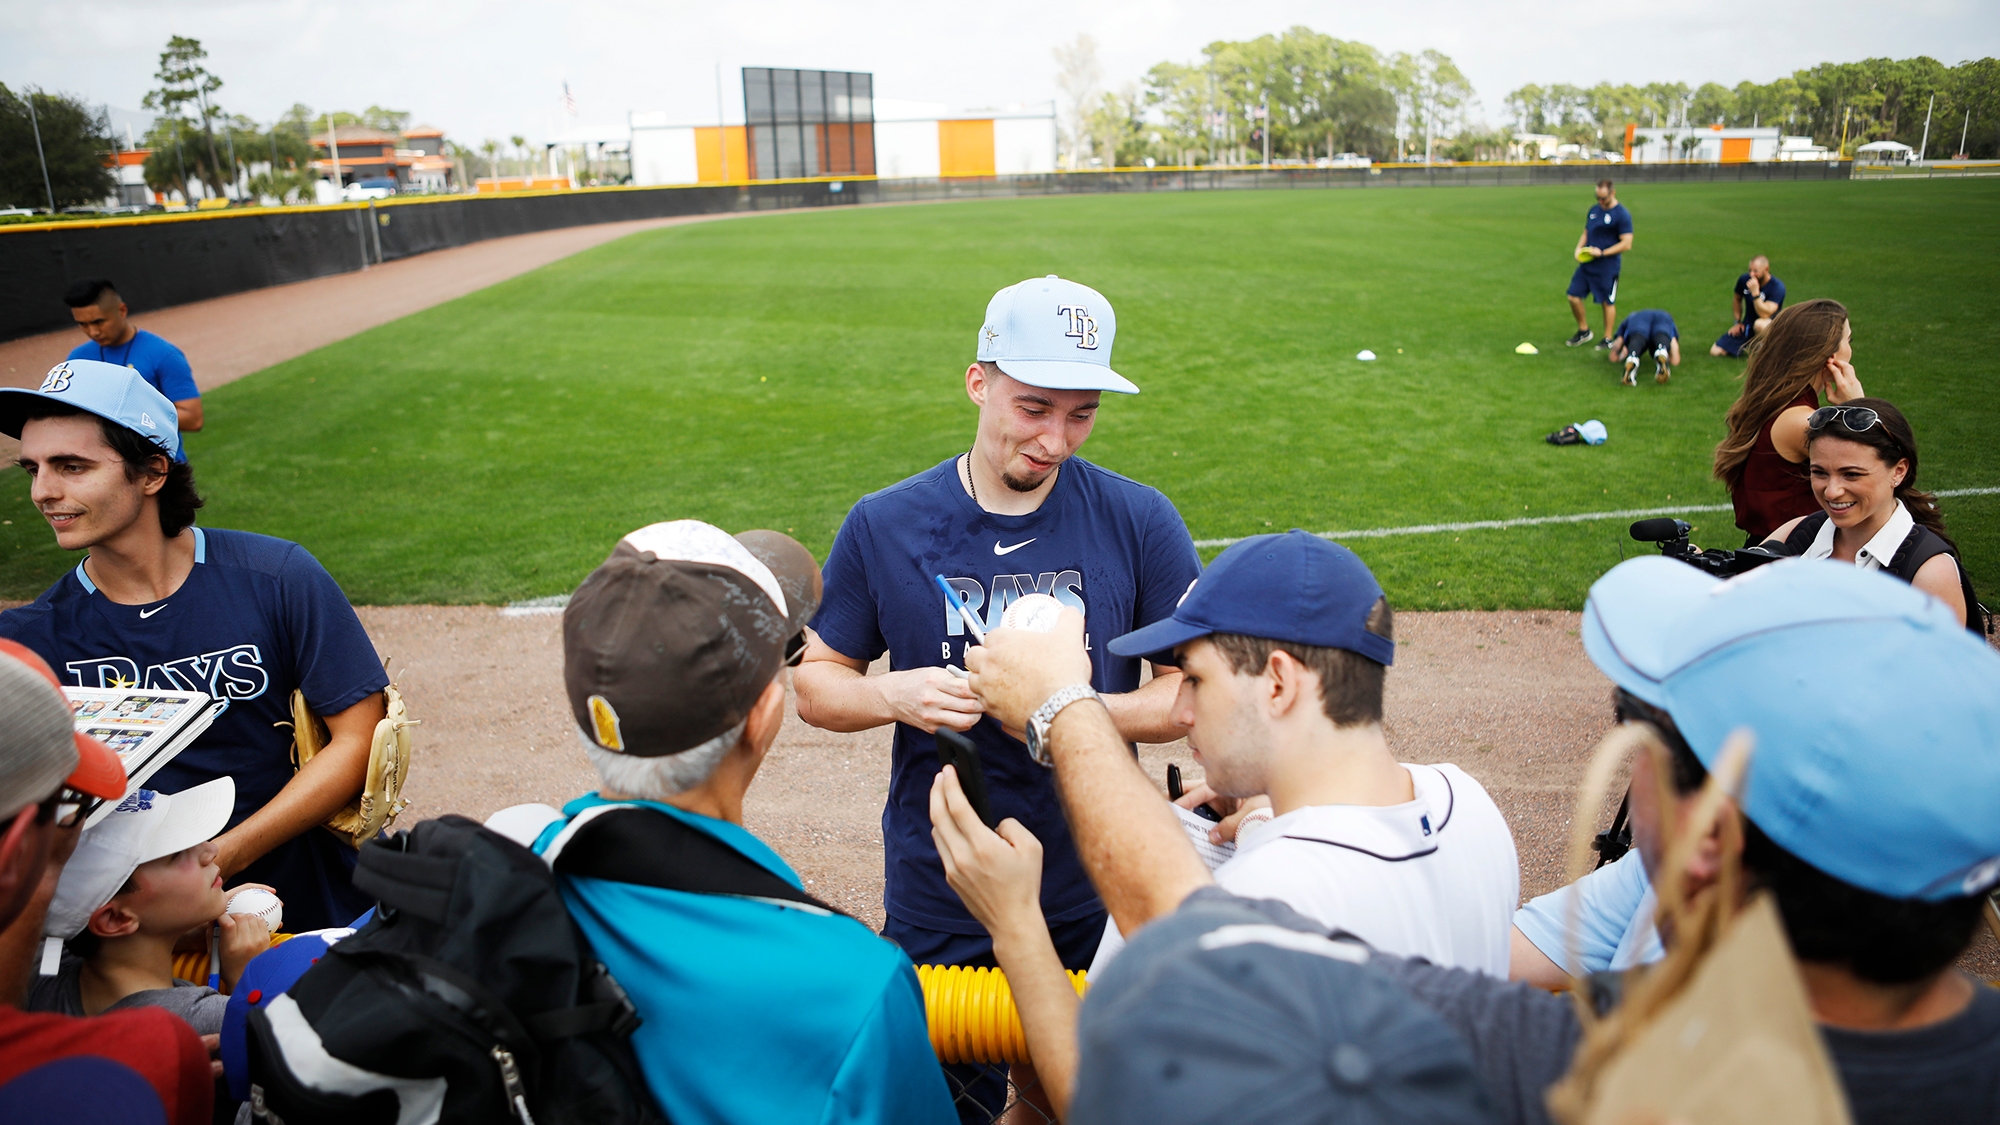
[1093,762,1519,976]
[1222,762,1518,975]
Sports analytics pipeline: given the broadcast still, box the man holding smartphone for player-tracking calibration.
[794,277,1200,1065]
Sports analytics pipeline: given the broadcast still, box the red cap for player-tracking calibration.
[0,639,126,800]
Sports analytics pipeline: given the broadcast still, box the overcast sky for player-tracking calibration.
[6,0,1996,143]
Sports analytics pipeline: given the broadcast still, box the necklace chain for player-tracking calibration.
[962,451,977,505]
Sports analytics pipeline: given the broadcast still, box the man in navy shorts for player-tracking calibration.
[1607,308,1680,385]
[1565,179,1633,349]
[1710,255,1786,357]
[794,276,1200,1114]
[64,280,203,434]
[0,360,388,932]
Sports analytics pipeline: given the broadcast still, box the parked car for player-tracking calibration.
[1315,152,1372,169]
[343,179,397,201]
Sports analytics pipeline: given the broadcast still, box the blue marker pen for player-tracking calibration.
[933,574,987,644]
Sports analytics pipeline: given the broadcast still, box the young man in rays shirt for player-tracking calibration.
[795,275,1201,1111]
[0,361,388,932]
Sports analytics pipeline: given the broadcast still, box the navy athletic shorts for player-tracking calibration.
[1713,325,1755,356]
[1567,263,1619,305]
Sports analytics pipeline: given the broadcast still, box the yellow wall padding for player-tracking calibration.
[917,963,1087,1065]
[937,119,997,178]
[172,931,296,991]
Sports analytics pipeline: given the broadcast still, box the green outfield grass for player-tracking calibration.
[2,178,1995,610]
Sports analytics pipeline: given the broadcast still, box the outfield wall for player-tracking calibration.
[0,160,1849,343]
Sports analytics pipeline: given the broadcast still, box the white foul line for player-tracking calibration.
[499,487,2000,608]
[1189,487,2000,550]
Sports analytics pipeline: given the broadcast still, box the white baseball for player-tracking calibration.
[1001,593,1066,634]
[226,888,284,931]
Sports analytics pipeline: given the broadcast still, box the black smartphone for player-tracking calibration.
[1167,762,1224,822]
[935,728,999,829]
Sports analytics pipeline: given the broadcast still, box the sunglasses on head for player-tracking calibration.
[1806,406,1880,435]
[783,632,807,668]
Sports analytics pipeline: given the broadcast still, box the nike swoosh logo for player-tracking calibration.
[139,605,166,618]
[994,538,1036,556]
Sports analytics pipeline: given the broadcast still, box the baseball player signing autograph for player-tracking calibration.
[795,277,1202,988]
[0,361,403,932]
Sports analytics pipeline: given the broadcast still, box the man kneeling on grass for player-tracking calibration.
[486,521,954,1125]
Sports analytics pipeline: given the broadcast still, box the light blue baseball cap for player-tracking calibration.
[1583,555,2000,901]
[0,359,184,463]
[977,275,1138,394]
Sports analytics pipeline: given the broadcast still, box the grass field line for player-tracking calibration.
[1189,486,2000,549]
[496,488,2000,613]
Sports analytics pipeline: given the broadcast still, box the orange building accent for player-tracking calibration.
[694,127,751,183]
[1624,123,1637,163]
[1720,137,1753,164]
[938,119,996,177]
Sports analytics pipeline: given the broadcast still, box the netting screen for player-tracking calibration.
[742,68,876,179]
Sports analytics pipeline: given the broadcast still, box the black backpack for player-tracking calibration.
[1781,512,1994,637]
[245,815,667,1125]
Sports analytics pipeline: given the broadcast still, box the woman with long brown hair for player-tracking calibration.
[1712,298,1866,542]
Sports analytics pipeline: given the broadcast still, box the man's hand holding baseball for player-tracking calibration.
[963,607,1092,739]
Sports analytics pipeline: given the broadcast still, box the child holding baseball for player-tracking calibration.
[28,777,280,1035]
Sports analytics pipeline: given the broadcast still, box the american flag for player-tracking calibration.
[562,82,578,117]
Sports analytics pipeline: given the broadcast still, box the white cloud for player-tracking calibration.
[3,0,1993,141]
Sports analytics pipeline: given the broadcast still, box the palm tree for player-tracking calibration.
[479,139,500,182]
[510,135,527,176]
[1659,131,1677,163]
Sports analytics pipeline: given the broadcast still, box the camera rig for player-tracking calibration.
[1630,518,1787,579]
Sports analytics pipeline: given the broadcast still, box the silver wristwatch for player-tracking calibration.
[1025,683,1100,768]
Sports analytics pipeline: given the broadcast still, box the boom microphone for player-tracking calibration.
[1629,518,1691,543]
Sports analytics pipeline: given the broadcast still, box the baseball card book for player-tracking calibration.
[65,687,223,826]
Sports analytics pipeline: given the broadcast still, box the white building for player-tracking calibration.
[1628,126,1782,164]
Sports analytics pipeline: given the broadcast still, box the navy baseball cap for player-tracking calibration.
[1108,530,1395,666]
[0,359,185,463]
[1071,888,1493,1125]
[1584,556,2000,901]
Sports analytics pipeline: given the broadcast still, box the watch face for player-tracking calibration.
[1026,719,1051,768]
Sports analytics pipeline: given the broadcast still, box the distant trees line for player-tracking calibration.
[1508,57,2000,159]
[1057,32,2000,167]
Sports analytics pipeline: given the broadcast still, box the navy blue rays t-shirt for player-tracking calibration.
[812,456,1201,934]
[0,528,388,931]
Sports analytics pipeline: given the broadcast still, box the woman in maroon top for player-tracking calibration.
[1713,298,1866,543]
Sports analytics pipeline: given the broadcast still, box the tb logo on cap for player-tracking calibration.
[39,364,73,393]
[1059,305,1099,350]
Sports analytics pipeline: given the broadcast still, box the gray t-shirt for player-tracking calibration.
[1375,946,2000,1125]
[28,952,230,1035]
[1120,890,2000,1125]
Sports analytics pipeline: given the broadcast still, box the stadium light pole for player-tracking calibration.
[1959,109,1970,159]
[24,89,57,213]
[325,113,344,199]
[715,62,730,182]
[1918,94,1934,162]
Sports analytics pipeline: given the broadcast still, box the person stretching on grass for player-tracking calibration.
[0,360,389,933]
[1565,179,1633,349]
[1607,308,1681,385]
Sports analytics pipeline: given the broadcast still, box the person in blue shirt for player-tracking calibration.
[488,520,955,1125]
[1710,255,1787,357]
[1606,308,1681,385]
[794,275,1201,1116]
[1565,180,1634,349]
[63,280,202,434]
[0,360,387,933]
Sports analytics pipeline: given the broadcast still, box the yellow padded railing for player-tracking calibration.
[917,964,1087,1065]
